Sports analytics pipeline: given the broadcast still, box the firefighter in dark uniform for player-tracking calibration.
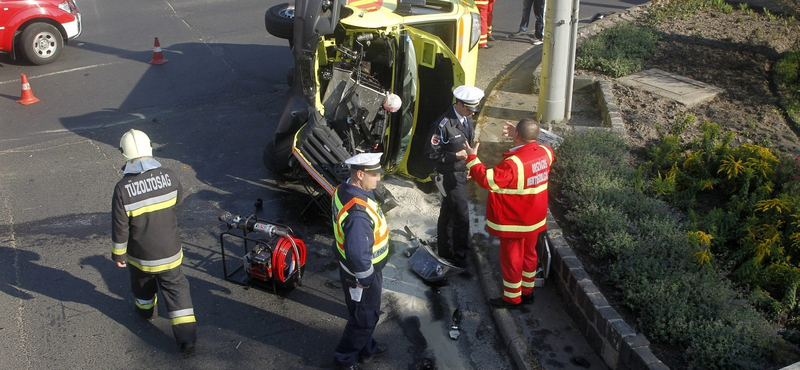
[332,152,390,370]
[111,129,197,358]
[424,85,485,271]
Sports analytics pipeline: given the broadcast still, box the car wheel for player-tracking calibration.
[265,3,294,40]
[21,23,63,65]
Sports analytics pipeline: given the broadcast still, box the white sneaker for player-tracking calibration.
[532,38,544,45]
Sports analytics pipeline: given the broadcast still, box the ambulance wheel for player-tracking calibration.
[265,3,294,40]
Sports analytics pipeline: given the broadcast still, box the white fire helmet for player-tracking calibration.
[383,93,402,113]
[119,129,153,161]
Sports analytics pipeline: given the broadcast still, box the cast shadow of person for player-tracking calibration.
[79,249,342,366]
[0,246,174,349]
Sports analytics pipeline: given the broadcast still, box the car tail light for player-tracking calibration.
[470,12,480,50]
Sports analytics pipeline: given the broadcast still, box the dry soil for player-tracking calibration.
[615,6,800,155]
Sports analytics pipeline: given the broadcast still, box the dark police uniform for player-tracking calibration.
[111,159,197,349]
[331,179,389,368]
[424,105,474,268]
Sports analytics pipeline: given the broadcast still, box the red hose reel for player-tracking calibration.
[219,213,306,292]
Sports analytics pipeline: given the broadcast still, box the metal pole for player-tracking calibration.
[564,0,580,120]
[537,0,574,125]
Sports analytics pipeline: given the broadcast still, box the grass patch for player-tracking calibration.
[775,49,800,123]
[576,22,660,77]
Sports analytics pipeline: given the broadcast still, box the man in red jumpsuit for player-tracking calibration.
[464,118,554,308]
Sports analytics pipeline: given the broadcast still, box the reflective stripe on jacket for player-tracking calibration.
[467,142,553,238]
[111,167,184,272]
[332,183,389,284]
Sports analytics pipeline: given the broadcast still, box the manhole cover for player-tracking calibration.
[617,69,724,107]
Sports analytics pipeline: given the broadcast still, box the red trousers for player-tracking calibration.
[476,0,495,47]
[499,233,539,304]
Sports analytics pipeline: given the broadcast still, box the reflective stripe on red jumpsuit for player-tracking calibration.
[467,142,553,304]
[475,0,495,47]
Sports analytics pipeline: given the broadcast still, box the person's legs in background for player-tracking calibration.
[516,0,535,35]
[533,0,545,40]
[487,0,496,41]
[476,0,490,48]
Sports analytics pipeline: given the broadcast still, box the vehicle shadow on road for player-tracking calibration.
[58,40,295,217]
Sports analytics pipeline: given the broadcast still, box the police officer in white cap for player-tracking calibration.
[424,85,485,276]
[331,152,390,369]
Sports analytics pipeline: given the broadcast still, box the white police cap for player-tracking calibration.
[345,152,384,173]
[453,85,484,112]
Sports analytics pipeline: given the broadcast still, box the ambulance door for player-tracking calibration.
[391,26,467,182]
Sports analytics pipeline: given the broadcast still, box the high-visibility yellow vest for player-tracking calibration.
[332,185,389,267]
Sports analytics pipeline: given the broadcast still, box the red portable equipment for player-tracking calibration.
[219,213,306,292]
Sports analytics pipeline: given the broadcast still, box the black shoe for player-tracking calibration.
[509,31,527,38]
[180,342,196,359]
[521,294,535,305]
[487,34,495,41]
[488,297,522,309]
[137,307,156,320]
[459,268,473,278]
[359,343,388,364]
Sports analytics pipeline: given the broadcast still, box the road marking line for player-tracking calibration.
[0,62,120,85]
[33,113,147,135]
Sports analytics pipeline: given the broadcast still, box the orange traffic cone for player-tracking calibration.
[149,37,169,65]
[16,73,40,105]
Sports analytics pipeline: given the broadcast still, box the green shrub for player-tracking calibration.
[774,152,800,196]
[576,22,660,77]
[775,50,800,119]
[688,208,740,256]
[552,130,800,369]
[566,201,636,258]
[685,311,778,370]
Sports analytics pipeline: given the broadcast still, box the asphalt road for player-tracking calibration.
[0,0,646,369]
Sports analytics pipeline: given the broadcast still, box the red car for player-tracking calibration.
[0,0,82,65]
